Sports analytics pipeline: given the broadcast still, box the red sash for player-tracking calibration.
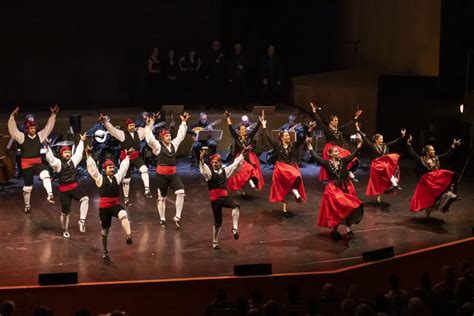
[21,157,42,169]
[156,165,177,175]
[209,188,229,202]
[120,150,139,161]
[59,182,78,193]
[99,197,120,208]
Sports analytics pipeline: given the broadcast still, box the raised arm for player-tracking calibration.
[45,143,62,172]
[103,117,125,142]
[199,151,212,181]
[8,107,24,144]
[248,120,262,140]
[342,145,361,164]
[86,152,103,187]
[260,115,278,148]
[38,105,59,143]
[71,136,86,167]
[305,137,327,166]
[145,123,161,155]
[115,155,130,185]
[355,122,376,152]
[406,135,421,160]
[171,112,190,149]
[224,153,244,178]
[225,111,239,140]
[438,139,461,160]
[386,129,406,148]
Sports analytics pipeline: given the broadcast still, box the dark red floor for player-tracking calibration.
[1,159,473,287]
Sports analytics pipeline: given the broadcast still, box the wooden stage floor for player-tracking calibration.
[1,159,473,287]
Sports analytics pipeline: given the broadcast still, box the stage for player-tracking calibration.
[0,157,473,287]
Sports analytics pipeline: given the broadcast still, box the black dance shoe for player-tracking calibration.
[126,235,133,246]
[159,220,167,226]
[283,211,293,218]
[102,252,110,262]
[347,230,355,239]
[232,228,239,240]
[330,230,342,241]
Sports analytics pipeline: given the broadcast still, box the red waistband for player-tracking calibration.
[21,157,42,169]
[99,197,120,208]
[59,182,78,192]
[209,188,228,201]
[156,165,177,175]
[120,150,139,161]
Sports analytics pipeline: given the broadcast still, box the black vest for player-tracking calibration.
[20,134,41,158]
[100,176,120,198]
[121,131,140,151]
[157,143,176,166]
[58,160,77,184]
[207,169,227,190]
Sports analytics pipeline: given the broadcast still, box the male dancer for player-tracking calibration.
[144,112,190,227]
[45,134,89,237]
[86,147,133,261]
[199,147,248,249]
[100,114,152,206]
[8,105,59,214]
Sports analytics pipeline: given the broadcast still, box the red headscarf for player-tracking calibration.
[210,153,221,162]
[125,118,134,127]
[102,159,115,169]
[59,146,71,155]
[160,129,170,139]
[25,120,36,128]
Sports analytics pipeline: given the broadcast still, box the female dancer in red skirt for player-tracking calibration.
[310,102,362,182]
[307,134,364,239]
[259,113,313,217]
[224,110,263,197]
[407,135,461,218]
[355,122,406,208]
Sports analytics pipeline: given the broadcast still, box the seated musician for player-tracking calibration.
[188,112,220,165]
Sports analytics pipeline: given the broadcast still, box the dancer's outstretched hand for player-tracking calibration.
[407,135,413,145]
[180,112,190,122]
[50,104,60,115]
[452,139,461,148]
[401,129,407,138]
[11,106,20,116]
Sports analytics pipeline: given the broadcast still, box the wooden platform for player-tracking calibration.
[1,158,473,287]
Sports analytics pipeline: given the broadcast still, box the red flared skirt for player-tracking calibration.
[318,180,363,228]
[366,153,400,196]
[410,169,454,212]
[318,143,358,181]
[270,161,306,203]
[227,152,264,191]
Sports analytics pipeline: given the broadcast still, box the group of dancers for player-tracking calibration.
[6,102,462,260]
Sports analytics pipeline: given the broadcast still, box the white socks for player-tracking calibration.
[118,210,131,235]
[141,172,149,191]
[248,179,256,189]
[232,208,240,230]
[213,225,222,243]
[23,186,32,207]
[291,189,301,199]
[390,175,398,187]
[175,190,185,219]
[122,178,131,198]
[79,196,89,220]
[60,213,70,231]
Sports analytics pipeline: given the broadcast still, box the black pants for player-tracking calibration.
[99,204,125,229]
[211,196,239,226]
[125,157,146,178]
[156,172,184,197]
[23,163,48,186]
[59,187,87,214]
